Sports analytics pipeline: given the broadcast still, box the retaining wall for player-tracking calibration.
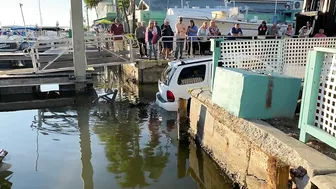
[188,89,336,188]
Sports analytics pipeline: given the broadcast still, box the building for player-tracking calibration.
[94,0,117,23]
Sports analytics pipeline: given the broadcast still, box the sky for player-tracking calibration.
[0,0,96,27]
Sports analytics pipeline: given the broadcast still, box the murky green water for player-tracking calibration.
[0,67,232,189]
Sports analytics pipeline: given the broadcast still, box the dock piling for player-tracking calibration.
[177,98,189,141]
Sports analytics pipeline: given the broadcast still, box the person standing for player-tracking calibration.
[145,20,159,60]
[258,21,267,36]
[299,21,312,38]
[230,23,243,37]
[161,19,174,60]
[135,22,147,58]
[187,20,198,57]
[209,20,221,37]
[267,22,279,36]
[174,17,187,60]
[283,23,295,38]
[110,18,124,52]
[314,29,327,38]
[197,21,210,56]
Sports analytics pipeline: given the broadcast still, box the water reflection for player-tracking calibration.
[93,102,171,188]
[0,66,232,189]
[0,171,13,189]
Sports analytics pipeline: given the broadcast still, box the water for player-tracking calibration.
[0,68,232,189]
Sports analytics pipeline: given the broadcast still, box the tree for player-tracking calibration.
[118,0,131,33]
[84,0,102,18]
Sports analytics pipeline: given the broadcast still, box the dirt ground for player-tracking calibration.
[263,116,336,161]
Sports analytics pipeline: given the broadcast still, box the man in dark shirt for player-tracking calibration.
[110,18,124,52]
[258,21,267,36]
[230,23,243,36]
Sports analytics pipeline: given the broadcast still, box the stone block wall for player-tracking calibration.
[188,89,336,188]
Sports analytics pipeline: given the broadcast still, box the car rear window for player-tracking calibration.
[177,64,206,85]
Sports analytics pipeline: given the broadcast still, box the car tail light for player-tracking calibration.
[167,90,175,102]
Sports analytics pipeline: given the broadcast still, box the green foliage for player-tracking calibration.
[118,0,130,10]
[84,0,102,9]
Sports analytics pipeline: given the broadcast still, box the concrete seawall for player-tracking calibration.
[188,89,336,188]
[122,61,167,84]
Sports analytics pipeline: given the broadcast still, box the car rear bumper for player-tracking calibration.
[155,92,178,111]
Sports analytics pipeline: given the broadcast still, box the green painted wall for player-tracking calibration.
[212,67,301,119]
[140,10,166,26]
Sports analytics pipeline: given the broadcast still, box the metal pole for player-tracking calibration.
[19,4,26,27]
[70,0,87,86]
[274,0,278,15]
[181,0,183,8]
[38,0,43,26]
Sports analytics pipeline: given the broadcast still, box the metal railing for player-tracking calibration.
[155,35,283,58]
[25,34,137,73]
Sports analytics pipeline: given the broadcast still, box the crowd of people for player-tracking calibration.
[110,17,328,60]
[135,17,225,60]
[256,20,326,38]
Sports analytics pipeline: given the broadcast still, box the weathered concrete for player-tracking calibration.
[122,61,167,84]
[188,140,234,188]
[311,174,336,189]
[189,88,336,188]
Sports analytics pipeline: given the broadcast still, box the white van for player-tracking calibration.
[155,56,213,111]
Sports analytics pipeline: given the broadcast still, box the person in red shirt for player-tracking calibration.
[110,18,124,52]
[314,29,327,38]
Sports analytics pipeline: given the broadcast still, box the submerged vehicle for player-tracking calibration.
[156,57,213,111]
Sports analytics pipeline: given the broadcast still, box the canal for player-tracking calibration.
[0,67,233,189]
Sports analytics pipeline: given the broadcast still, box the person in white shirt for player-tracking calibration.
[299,21,312,38]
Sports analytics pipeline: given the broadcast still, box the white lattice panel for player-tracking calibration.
[220,39,284,73]
[283,37,336,79]
[315,54,336,137]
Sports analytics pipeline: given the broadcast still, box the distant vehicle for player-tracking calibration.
[156,57,213,111]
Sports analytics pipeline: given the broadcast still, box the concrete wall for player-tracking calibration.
[122,62,167,84]
[189,89,336,188]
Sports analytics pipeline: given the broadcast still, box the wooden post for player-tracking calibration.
[177,98,189,141]
[267,156,290,189]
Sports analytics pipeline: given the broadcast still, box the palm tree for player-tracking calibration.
[118,0,131,33]
[84,0,102,19]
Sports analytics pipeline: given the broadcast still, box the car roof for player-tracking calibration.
[169,56,212,67]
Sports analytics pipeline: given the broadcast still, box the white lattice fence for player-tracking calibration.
[283,37,336,79]
[220,39,284,73]
[314,53,336,137]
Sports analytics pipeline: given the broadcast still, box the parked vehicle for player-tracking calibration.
[156,56,212,111]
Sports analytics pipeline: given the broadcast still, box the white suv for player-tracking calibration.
[155,57,213,111]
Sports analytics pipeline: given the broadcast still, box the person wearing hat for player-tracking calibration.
[174,17,187,60]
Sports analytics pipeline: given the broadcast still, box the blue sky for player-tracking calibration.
[0,0,96,27]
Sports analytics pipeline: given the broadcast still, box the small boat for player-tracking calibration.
[0,149,11,172]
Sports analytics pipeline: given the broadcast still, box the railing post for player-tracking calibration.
[298,50,324,143]
[210,38,224,92]
[190,37,193,57]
